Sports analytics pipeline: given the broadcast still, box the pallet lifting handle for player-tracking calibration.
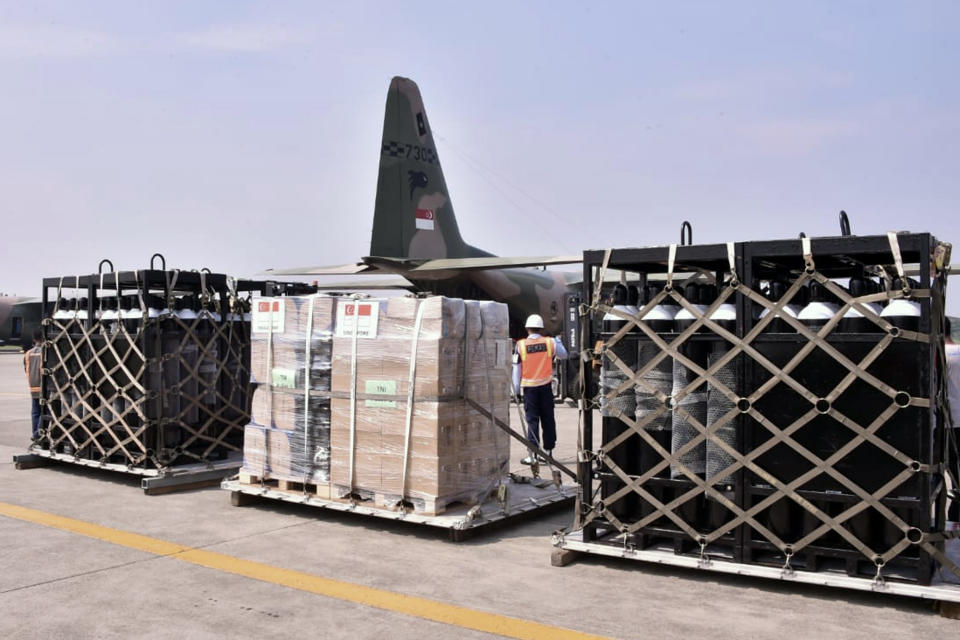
[150,253,166,271]
[680,221,693,246]
[98,258,114,274]
[839,210,851,237]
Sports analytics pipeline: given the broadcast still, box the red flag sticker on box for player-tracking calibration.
[415,208,435,230]
[252,297,285,333]
[335,301,380,338]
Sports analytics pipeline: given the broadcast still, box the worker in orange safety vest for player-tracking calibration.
[513,314,568,465]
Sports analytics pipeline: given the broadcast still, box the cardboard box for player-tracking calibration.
[251,338,332,390]
[325,296,511,501]
[251,386,330,433]
[375,297,466,340]
[331,337,465,399]
[330,450,383,490]
[242,425,267,474]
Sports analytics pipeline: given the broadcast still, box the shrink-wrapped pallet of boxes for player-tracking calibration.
[240,295,513,514]
[243,295,335,488]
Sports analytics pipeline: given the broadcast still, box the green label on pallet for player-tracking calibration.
[272,368,297,389]
[365,380,397,407]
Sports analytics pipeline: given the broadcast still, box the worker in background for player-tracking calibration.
[24,328,42,440]
[947,318,960,428]
[945,318,960,522]
[513,314,568,465]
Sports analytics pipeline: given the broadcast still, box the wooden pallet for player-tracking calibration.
[238,472,331,499]
[330,484,490,516]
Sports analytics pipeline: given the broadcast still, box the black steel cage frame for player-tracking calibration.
[576,233,958,585]
[36,268,307,471]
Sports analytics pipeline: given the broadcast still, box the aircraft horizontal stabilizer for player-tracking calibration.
[311,276,416,291]
[260,263,379,276]
[408,255,582,273]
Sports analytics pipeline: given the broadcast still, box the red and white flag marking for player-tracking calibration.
[415,208,435,230]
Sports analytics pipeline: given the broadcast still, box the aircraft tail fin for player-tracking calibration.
[369,77,479,261]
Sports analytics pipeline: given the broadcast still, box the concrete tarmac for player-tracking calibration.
[0,352,955,639]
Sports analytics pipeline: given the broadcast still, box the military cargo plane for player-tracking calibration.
[0,296,41,349]
[266,77,583,339]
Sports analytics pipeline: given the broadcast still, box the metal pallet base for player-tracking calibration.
[13,449,242,495]
[554,529,960,604]
[222,475,575,541]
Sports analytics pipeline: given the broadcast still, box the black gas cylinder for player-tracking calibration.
[640,282,676,333]
[600,284,639,519]
[880,278,921,332]
[798,282,839,330]
[759,280,799,333]
[673,282,703,333]
[840,271,883,333]
[708,283,737,334]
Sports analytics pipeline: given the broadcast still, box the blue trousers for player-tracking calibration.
[31,397,41,438]
[523,383,556,451]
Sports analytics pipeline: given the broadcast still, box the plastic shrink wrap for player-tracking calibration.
[242,296,512,508]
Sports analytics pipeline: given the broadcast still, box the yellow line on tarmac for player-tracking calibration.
[0,501,613,640]
[0,391,29,397]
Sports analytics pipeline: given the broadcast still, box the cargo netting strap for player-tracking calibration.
[41,280,251,471]
[578,236,957,580]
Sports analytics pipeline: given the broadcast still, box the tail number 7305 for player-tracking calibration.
[382,140,438,165]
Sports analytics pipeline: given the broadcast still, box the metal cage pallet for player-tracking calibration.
[16,259,316,493]
[553,528,960,605]
[566,232,960,601]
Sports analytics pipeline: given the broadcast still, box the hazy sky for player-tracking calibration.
[1,2,957,310]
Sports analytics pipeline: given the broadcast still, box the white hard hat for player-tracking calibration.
[525,314,544,329]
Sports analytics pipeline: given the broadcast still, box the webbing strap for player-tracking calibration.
[592,248,612,308]
[133,270,145,315]
[887,231,906,282]
[54,277,64,313]
[666,243,677,290]
[399,301,426,502]
[726,242,738,285]
[303,295,316,483]
[347,300,360,496]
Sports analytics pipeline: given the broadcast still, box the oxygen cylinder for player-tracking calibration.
[673,282,704,333]
[76,298,89,323]
[179,296,200,426]
[198,299,220,407]
[840,270,884,333]
[759,280,801,332]
[158,297,182,445]
[670,350,709,478]
[99,297,119,329]
[142,294,164,429]
[97,297,121,429]
[798,282,839,330]
[625,284,640,318]
[63,298,90,442]
[635,281,674,483]
[640,282,677,333]
[708,283,736,334]
[880,278,921,332]
[52,298,72,321]
[705,346,738,483]
[177,296,198,320]
[600,284,638,518]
